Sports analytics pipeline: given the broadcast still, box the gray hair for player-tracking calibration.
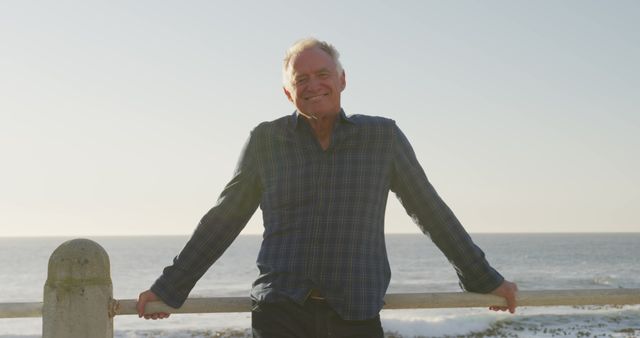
[282,37,344,89]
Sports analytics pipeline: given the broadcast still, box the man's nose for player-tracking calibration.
[306,75,322,90]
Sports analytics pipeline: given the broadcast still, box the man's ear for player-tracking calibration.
[283,86,294,102]
[340,70,346,92]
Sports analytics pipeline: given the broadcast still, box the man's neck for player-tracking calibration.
[301,111,339,150]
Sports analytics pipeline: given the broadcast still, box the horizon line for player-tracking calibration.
[1,231,639,239]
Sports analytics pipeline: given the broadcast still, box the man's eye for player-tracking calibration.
[295,78,308,85]
[318,72,330,79]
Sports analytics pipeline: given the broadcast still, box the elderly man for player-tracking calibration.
[137,38,518,337]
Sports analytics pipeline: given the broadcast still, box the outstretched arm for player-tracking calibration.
[389,122,511,302]
[137,129,263,319]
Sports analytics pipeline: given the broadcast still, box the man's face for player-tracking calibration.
[284,47,346,119]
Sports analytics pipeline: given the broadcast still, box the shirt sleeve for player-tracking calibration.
[150,129,263,308]
[389,122,504,293]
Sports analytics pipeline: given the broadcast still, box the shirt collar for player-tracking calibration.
[289,109,355,130]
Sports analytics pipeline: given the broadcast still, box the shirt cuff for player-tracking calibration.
[458,267,505,294]
[150,276,188,309]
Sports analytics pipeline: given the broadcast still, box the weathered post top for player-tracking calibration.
[43,238,113,338]
[46,238,111,287]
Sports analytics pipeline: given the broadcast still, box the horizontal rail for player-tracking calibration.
[115,288,640,316]
[2,288,639,319]
[383,288,640,309]
[0,302,42,318]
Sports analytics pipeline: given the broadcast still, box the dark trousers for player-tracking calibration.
[251,298,384,338]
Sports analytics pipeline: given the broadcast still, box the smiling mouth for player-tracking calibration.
[305,93,328,101]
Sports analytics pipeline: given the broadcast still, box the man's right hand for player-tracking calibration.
[489,280,518,314]
[137,289,171,320]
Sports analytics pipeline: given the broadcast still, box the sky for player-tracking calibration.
[1,1,638,237]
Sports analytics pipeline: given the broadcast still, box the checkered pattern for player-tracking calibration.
[151,110,504,320]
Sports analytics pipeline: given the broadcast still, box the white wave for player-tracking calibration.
[381,308,501,337]
[592,274,618,287]
[381,305,640,338]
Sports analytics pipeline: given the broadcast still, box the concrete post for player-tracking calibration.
[43,238,113,338]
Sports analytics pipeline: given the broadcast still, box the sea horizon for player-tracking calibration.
[2,230,639,239]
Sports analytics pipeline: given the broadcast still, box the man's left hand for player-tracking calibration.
[489,280,518,313]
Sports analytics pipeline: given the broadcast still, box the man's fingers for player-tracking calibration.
[500,286,517,313]
[489,306,508,312]
[136,293,147,318]
[136,290,169,319]
[505,283,518,313]
[490,280,518,314]
[506,294,516,313]
[142,312,170,320]
[137,292,155,317]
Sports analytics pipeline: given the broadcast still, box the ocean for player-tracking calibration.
[1,233,639,337]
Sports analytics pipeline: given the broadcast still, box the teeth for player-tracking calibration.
[306,94,327,101]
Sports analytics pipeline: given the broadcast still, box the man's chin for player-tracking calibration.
[299,107,340,119]
[298,105,340,118]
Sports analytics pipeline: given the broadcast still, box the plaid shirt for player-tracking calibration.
[151,110,504,320]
